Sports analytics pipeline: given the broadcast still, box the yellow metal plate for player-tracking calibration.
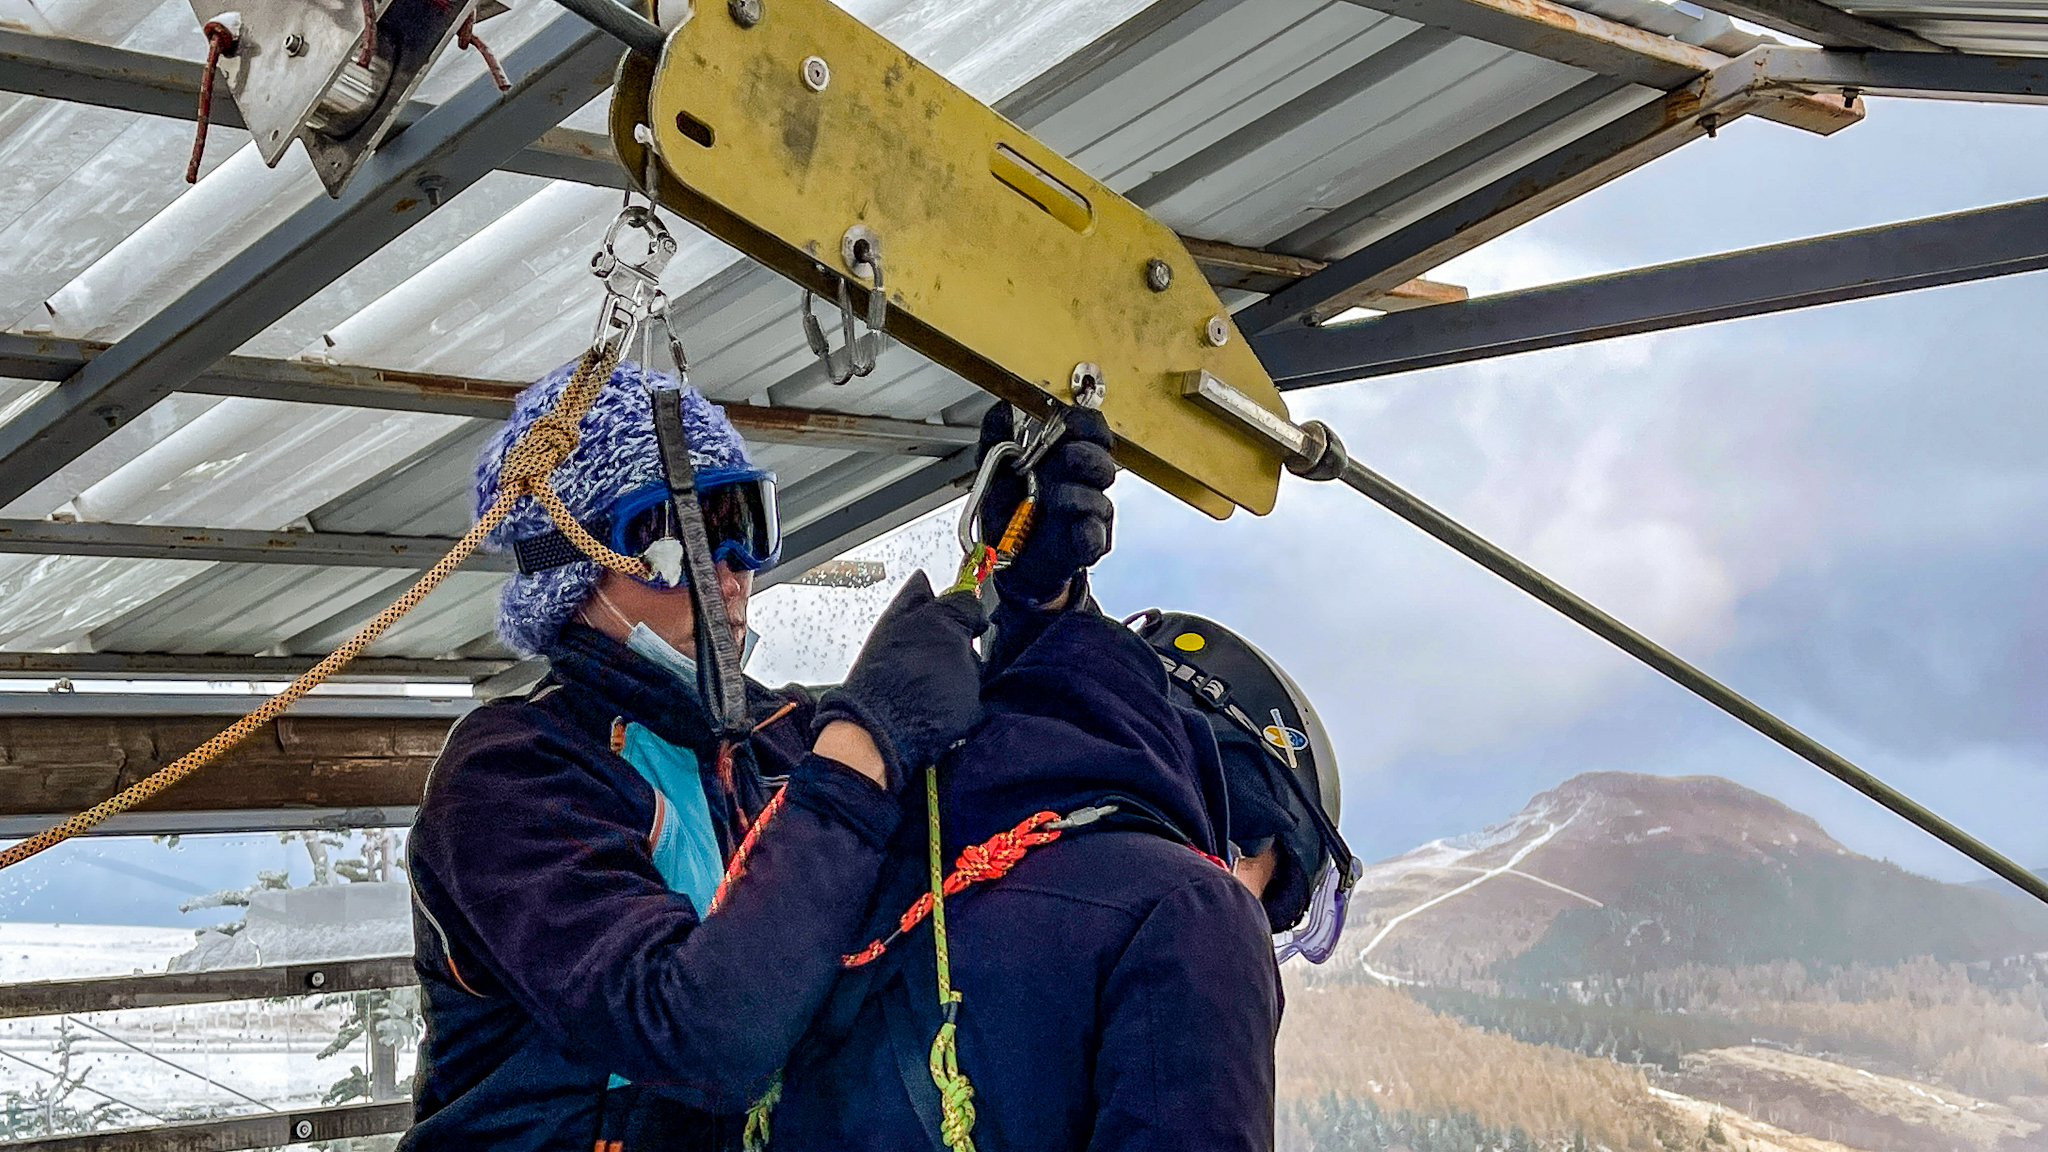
[619,0,1289,517]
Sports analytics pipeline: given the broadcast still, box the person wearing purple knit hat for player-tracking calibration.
[402,357,1016,1151]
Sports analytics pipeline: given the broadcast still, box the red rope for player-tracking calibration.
[842,811,1063,968]
[185,21,236,184]
[356,0,377,67]
[457,13,511,92]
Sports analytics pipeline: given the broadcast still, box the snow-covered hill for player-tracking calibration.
[1341,772,2048,986]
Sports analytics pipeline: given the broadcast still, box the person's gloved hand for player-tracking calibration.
[976,403,1117,606]
[811,572,990,789]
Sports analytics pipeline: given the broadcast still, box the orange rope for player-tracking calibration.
[0,350,634,872]
[708,787,786,915]
[841,810,1063,968]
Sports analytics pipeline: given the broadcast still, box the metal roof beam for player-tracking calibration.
[1339,0,1871,135]
[1755,45,2048,101]
[0,335,980,456]
[4,1102,410,1152]
[0,26,603,179]
[0,516,516,570]
[0,15,619,507]
[4,957,416,1020]
[1255,194,2048,386]
[1341,0,1728,88]
[1689,0,1947,51]
[1235,48,1857,335]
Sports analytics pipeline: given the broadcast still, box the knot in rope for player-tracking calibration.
[952,817,1060,884]
[499,413,580,489]
[929,1013,978,1152]
[840,810,1063,968]
[742,1072,783,1152]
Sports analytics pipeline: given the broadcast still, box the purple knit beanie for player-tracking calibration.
[475,358,752,656]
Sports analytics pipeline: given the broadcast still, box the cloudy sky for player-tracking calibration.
[1087,95,2048,886]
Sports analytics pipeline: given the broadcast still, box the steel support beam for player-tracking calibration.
[0,25,251,126]
[0,651,508,680]
[1689,0,1947,51]
[0,517,516,570]
[0,335,980,456]
[0,806,419,837]
[1755,45,2048,102]
[1336,0,1863,133]
[3,1102,410,1152]
[3,957,415,1020]
[0,27,615,184]
[1236,49,1856,336]
[0,15,619,507]
[1256,194,2048,386]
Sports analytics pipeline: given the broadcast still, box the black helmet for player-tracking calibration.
[1128,610,1357,963]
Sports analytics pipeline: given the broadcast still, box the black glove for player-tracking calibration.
[812,572,990,789]
[976,403,1117,606]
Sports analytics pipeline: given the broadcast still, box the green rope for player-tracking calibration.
[742,1072,782,1151]
[925,766,978,1152]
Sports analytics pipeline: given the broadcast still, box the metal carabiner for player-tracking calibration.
[800,241,888,385]
[957,436,1025,557]
[954,403,1073,561]
[590,204,679,359]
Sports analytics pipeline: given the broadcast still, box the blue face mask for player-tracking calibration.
[625,621,759,683]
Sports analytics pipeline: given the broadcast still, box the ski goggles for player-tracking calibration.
[514,466,781,578]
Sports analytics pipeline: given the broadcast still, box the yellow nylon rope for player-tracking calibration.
[0,349,640,872]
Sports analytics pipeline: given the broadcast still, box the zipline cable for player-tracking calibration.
[1182,373,2048,908]
[1334,452,2048,906]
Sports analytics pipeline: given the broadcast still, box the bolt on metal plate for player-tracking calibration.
[801,55,830,91]
[730,0,763,25]
[1145,258,1173,292]
[841,224,881,280]
[1204,315,1230,347]
[1069,362,1106,409]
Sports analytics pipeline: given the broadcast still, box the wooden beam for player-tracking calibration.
[0,652,508,681]
[1179,235,1469,311]
[0,714,448,822]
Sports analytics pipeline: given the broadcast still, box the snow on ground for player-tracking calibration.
[0,922,198,983]
[1,922,416,1122]
[0,1001,403,1118]
[1352,797,1572,890]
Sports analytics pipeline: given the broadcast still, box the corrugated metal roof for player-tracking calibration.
[1837,0,2048,54]
[0,0,1803,668]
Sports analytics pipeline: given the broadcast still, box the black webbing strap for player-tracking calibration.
[650,387,749,736]
[513,515,612,574]
[1154,650,1357,887]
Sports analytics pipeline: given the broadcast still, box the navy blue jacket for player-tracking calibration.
[403,624,899,1151]
[770,608,1282,1152]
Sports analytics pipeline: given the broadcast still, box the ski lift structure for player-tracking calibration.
[4,0,2048,1144]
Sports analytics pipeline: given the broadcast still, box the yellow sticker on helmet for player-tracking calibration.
[1172,632,1205,652]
